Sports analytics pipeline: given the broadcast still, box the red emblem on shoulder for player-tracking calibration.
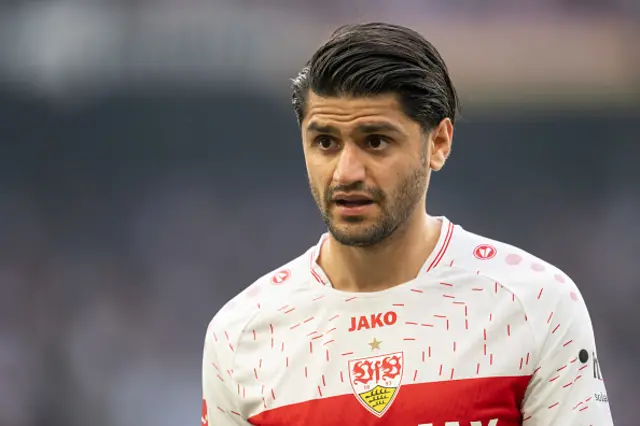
[271,269,291,285]
[474,244,497,260]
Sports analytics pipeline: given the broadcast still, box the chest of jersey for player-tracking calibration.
[235,284,533,425]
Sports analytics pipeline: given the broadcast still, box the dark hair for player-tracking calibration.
[292,22,460,131]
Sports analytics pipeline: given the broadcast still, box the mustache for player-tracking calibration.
[325,183,385,203]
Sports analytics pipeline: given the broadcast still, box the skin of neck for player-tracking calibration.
[318,204,442,293]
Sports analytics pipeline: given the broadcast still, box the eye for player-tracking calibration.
[365,135,389,150]
[315,135,337,150]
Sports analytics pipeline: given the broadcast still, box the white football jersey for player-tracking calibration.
[202,217,613,425]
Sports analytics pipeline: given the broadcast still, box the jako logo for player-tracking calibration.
[419,419,498,426]
[349,311,398,332]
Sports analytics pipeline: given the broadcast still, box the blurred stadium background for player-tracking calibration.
[0,1,638,425]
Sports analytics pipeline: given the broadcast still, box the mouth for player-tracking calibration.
[331,193,376,212]
[334,199,375,207]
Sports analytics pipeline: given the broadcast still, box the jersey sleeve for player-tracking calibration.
[520,280,614,425]
[202,320,250,426]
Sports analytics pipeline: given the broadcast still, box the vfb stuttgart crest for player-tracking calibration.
[348,352,404,417]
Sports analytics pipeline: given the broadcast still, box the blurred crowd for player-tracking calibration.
[0,0,638,16]
[1,0,636,104]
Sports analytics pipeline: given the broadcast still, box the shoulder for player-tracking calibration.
[205,247,315,345]
[444,223,583,322]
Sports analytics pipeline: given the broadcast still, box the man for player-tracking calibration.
[202,23,614,425]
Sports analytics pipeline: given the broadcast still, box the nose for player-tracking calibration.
[332,143,366,185]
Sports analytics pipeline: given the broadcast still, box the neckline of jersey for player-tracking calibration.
[307,216,455,299]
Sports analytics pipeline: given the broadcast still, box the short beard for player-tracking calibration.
[310,154,428,248]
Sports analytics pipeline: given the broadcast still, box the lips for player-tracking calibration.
[332,194,375,207]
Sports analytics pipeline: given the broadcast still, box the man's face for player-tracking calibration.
[301,92,448,247]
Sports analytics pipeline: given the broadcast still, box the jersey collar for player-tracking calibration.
[308,216,454,288]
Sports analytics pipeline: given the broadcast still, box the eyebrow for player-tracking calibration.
[306,122,340,135]
[306,121,404,135]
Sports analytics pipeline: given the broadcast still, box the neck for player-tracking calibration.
[319,212,442,292]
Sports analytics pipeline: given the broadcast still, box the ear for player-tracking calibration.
[429,118,453,171]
